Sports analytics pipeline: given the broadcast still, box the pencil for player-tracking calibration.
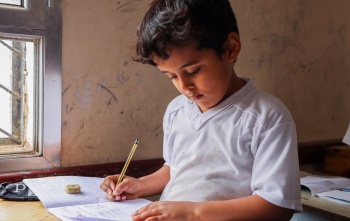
[110,138,139,201]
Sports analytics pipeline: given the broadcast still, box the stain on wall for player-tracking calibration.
[61,0,178,166]
[61,0,350,167]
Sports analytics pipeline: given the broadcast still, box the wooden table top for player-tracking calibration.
[1,191,350,221]
[0,198,59,221]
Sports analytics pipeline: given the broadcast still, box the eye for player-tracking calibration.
[168,75,177,80]
[188,67,200,76]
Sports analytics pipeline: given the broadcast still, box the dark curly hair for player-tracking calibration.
[133,0,239,66]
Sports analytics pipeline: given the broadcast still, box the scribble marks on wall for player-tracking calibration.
[116,0,141,13]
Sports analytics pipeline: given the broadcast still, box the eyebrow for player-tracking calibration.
[159,60,199,74]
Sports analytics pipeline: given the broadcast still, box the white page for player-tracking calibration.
[300,176,350,195]
[47,199,151,221]
[316,190,350,204]
[23,176,107,208]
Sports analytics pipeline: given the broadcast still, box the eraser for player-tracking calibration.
[65,184,81,194]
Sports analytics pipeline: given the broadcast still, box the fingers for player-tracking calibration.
[114,177,137,201]
[109,193,123,201]
[100,175,119,199]
[132,202,162,221]
[101,175,140,201]
[113,178,129,195]
[132,207,152,221]
[112,194,127,201]
[113,177,139,200]
[132,201,192,221]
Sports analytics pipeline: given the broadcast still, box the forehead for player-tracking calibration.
[153,42,214,68]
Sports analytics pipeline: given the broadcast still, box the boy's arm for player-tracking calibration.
[138,165,170,197]
[132,194,294,221]
[194,195,294,221]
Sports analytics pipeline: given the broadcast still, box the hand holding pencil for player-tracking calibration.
[107,139,139,201]
[100,139,140,201]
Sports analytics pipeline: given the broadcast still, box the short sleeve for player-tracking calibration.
[250,121,302,212]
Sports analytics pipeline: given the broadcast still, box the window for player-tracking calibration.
[0,0,21,6]
[0,0,62,172]
[0,38,36,151]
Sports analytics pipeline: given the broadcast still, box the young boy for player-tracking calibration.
[100,0,302,220]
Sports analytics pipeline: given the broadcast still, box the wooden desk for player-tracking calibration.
[301,188,350,221]
[0,199,59,221]
[1,191,350,221]
[0,195,160,221]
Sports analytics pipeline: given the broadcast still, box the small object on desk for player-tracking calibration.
[110,138,139,201]
[0,182,39,201]
[65,184,81,194]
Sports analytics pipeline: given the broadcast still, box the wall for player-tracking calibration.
[61,0,177,166]
[61,0,350,167]
[233,0,350,142]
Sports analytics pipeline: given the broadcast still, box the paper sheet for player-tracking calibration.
[316,190,350,204]
[300,176,350,195]
[48,199,151,221]
[24,176,107,208]
[23,176,152,221]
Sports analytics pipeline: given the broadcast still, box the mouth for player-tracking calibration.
[189,94,203,101]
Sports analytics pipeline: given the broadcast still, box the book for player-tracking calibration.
[301,175,350,205]
[316,190,350,204]
[23,176,151,221]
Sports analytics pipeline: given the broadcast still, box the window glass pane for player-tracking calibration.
[0,40,12,139]
[0,0,21,6]
[0,38,35,153]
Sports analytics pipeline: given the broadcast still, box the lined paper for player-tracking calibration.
[24,176,107,208]
[23,176,151,221]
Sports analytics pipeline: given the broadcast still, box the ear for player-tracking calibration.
[223,32,241,63]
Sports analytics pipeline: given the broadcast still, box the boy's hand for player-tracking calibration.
[131,201,196,221]
[100,175,141,201]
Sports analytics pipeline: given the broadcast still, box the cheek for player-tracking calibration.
[172,81,184,93]
[198,72,222,90]
[199,75,230,96]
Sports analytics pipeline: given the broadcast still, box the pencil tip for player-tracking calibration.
[135,138,139,144]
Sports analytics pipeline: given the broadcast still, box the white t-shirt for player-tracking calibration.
[160,78,302,212]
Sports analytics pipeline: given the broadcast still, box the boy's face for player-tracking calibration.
[154,38,242,112]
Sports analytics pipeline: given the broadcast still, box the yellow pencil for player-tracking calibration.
[110,138,139,201]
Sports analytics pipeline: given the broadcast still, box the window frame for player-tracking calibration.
[0,0,62,172]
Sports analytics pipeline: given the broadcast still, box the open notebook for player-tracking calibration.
[23,176,151,221]
[301,175,350,204]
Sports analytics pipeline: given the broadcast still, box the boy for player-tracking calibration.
[100,0,302,220]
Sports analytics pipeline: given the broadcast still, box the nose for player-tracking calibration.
[178,76,194,91]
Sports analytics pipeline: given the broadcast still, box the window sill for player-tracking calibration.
[0,158,164,183]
